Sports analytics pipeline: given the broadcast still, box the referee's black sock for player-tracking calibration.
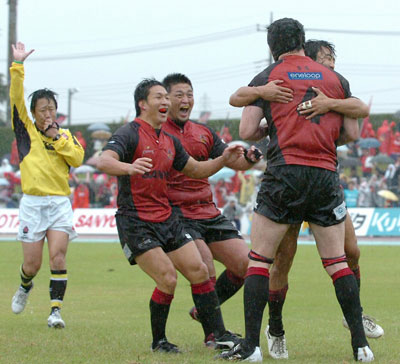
[20,264,35,292]
[243,267,269,348]
[49,270,67,312]
[332,268,368,354]
[150,287,173,345]
[191,280,226,339]
[214,269,244,305]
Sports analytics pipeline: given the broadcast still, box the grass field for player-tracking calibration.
[0,241,399,364]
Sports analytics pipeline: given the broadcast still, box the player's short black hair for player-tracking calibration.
[134,78,165,116]
[29,89,58,114]
[267,18,305,61]
[162,73,193,92]
[304,39,336,61]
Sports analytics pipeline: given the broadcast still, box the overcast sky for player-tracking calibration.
[1,0,400,126]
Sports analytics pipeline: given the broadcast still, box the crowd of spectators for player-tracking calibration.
[2,118,400,211]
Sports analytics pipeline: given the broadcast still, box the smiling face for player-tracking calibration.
[168,83,194,123]
[139,85,171,128]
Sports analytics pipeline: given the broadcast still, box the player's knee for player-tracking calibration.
[49,253,66,270]
[159,269,178,292]
[345,244,360,267]
[23,261,41,276]
[188,261,209,283]
[202,256,216,276]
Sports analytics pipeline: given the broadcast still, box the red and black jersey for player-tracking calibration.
[103,118,190,222]
[249,55,351,172]
[162,118,227,219]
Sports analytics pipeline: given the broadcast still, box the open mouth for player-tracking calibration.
[180,106,190,115]
[159,108,168,114]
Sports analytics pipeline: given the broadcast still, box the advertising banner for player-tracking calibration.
[2,208,400,237]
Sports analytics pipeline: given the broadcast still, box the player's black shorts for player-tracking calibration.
[173,207,243,244]
[116,211,193,265]
[255,165,346,227]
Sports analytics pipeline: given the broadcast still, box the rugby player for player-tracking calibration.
[230,39,383,359]
[97,78,243,353]
[162,73,262,346]
[218,18,374,362]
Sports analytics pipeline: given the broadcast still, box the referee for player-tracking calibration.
[9,42,84,328]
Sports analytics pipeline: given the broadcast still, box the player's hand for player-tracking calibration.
[258,80,293,103]
[297,87,331,119]
[12,42,34,62]
[222,145,244,165]
[245,145,263,163]
[127,157,153,175]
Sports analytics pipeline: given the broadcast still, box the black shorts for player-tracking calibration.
[255,165,346,227]
[116,211,193,265]
[173,208,243,244]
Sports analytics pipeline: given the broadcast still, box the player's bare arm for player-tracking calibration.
[239,106,266,141]
[336,117,360,146]
[12,41,35,62]
[229,80,293,107]
[97,150,153,176]
[225,145,263,170]
[298,87,369,120]
[182,144,243,178]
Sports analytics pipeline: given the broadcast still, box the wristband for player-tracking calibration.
[243,148,257,164]
[13,60,23,64]
[53,134,61,141]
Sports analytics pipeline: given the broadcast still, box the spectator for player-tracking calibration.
[360,148,373,177]
[385,155,400,195]
[10,139,19,166]
[220,126,233,143]
[390,131,400,158]
[75,131,87,151]
[72,183,90,209]
[0,158,13,176]
[377,120,391,155]
[339,173,348,189]
[222,197,243,231]
[238,171,256,206]
[344,181,359,208]
[358,178,374,207]
[349,166,361,185]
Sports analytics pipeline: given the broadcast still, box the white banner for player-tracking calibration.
[0,208,118,235]
[73,208,117,234]
[0,207,399,237]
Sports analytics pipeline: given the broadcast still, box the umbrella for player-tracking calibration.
[0,178,9,186]
[377,189,399,202]
[357,138,381,149]
[87,122,111,132]
[370,154,394,165]
[228,140,250,149]
[337,145,349,153]
[338,157,361,167]
[337,145,349,159]
[72,165,96,174]
[208,167,236,182]
[91,130,112,139]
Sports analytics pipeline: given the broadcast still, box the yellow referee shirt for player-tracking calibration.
[9,62,84,196]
